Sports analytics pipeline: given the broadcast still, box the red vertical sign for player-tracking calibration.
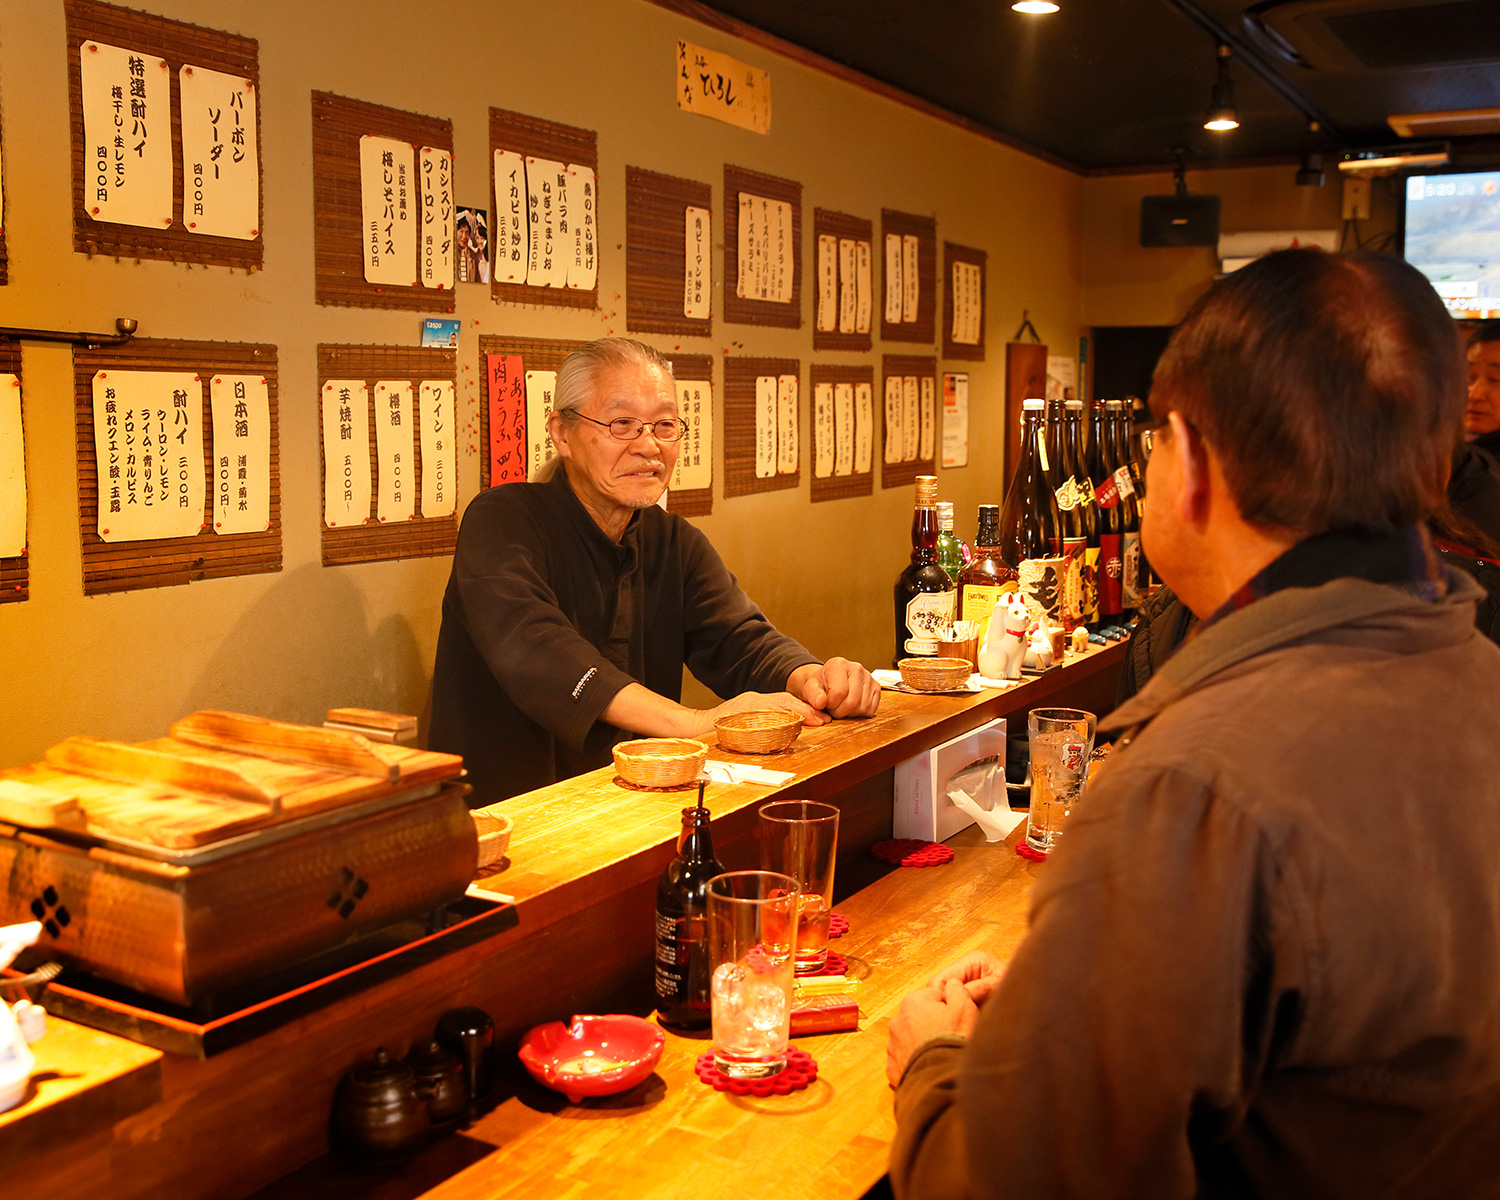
[487,353,527,485]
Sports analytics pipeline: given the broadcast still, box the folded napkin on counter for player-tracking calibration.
[870,669,1017,694]
[948,787,1028,842]
[703,760,797,786]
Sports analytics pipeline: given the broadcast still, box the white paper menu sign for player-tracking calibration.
[208,374,270,534]
[322,380,371,528]
[942,372,970,469]
[670,379,713,492]
[854,382,874,474]
[373,381,414,524]
[676,40,773,136]
[179,65,258,240]
[813,383,834,478]
[493,149,529,284]
[683,206,711,320]
[902,235,920,323]
[81,42,172,230]
[816,235,838,332]
[566,164,597,290]
[919,377,936,462]
[952,261,983,344]
[525,370,558,478]
[833,383,854,477]
[883,375,902,465]
[754,375,777,479]
[883,234,903,324]
[526,157,568,288]
[418,147,455,290]
[418,381,456,517]
[776,375,798,475]
[736,194,793,303]
[855,241,873,333]
[902,375,920,462]
[837,239,858,334]
[92,371,204,542]
[0,375,25,556]
[359,135,416,286]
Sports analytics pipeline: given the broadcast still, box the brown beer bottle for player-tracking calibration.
[654,803,726,1030]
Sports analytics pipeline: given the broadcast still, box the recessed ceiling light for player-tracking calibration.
[1012,1,1060,13]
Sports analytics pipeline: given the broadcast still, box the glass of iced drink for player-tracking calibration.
[758,800,839,975]
[706,870,799,1079]
[1024,707,1097,856]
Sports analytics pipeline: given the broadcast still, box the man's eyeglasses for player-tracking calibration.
[571,413,690,442]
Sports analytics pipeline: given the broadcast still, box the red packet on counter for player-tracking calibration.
[790,991,860,1036]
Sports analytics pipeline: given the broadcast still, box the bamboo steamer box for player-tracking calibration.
[893,718,1007,843]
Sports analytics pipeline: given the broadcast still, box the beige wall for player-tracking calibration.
[0,0,1090,764]
[0,0,1411,765]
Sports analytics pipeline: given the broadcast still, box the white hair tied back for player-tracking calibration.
[529,338,676,483]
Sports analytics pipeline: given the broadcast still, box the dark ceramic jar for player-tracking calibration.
[331,1047,427,1159]
[405,1039,467,1125]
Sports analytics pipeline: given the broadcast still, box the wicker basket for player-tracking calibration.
[898,656,974,691]
[470,806,514,868]
[713,709,803,754]
[612,738,709,787]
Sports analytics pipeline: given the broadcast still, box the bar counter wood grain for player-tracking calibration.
[18,645,1121,1200]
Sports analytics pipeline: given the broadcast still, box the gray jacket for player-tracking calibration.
[892,569,1500,1199]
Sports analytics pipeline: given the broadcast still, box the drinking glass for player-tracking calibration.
[706,870,799,1079]
[758,799,839,975]
[1024,707,1097,856]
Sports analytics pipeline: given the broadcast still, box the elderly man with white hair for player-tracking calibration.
[430,337,879,804]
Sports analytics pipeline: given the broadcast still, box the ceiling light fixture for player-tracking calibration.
[1203,43,1239,132]
[1011,1,1059,13]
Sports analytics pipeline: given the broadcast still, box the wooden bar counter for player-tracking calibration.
[16,645,1122,1200]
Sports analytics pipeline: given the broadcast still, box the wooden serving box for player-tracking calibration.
[0,711,476,1005]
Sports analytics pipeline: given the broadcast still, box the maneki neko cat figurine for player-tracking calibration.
[978,594,1031,681]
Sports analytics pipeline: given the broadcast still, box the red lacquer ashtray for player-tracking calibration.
[518,1014,665,1103]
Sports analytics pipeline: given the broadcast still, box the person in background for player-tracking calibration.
[1448,319,1500,541]
[429,337,880,804]
[885,249,1500,1199]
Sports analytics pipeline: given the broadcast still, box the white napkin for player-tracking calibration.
[702,760,797,786]
[948,787,1028,842]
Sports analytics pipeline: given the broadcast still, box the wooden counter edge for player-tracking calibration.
[0,1015,163,1171]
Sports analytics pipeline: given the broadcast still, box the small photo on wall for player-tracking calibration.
[456,206,490,284]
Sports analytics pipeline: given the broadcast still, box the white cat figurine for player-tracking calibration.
[978,594,1031,681]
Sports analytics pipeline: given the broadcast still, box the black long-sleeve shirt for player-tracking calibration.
[429,468,819,804]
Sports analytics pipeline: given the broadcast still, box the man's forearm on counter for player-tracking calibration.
[599,682,711,739]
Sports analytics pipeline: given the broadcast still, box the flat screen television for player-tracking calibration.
[1402,168,1500,319]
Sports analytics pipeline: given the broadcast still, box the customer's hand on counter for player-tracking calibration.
[885,977,979,1087]
[787,657,882,721]
[708,689,827,728]
[927,950,1008,1005]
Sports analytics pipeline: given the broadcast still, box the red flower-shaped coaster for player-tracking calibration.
[801,951,847,977]
[1015,841,1048,862]
[829,912,849,939]
[695,1047,819,1095]
[870,838,955,867]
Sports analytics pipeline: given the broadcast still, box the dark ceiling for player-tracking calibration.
[682,0,1500,173]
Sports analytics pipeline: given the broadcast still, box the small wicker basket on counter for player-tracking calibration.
[713,709,803,754]
[470,806,514,868]
[612,738,709,787]
[897,656,974,691]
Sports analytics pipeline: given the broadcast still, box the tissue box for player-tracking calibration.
[893,719,1007,842]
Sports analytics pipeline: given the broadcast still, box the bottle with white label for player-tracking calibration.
[654,798,725,1031]
[894,474,956,662]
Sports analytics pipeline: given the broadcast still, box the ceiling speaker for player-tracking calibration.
[1140,194,1221,248]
